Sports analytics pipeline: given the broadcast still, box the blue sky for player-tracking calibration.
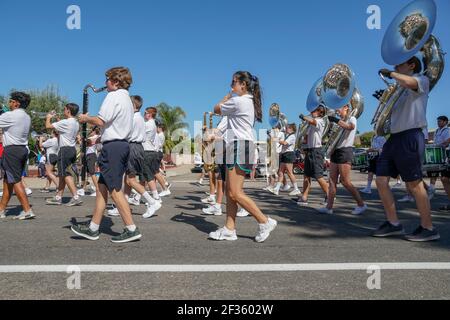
[0,0,449,138]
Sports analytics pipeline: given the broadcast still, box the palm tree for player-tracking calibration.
[155,102,189,154]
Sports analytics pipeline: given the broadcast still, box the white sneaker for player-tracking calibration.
[77,189,85,197]
[392,182,402,189]
[262,186,269,191]
[255,218,277,243]
[237,208,250,217]
[89,192,97,197]
[289,189,301,196]
[351,204,368,216]
[267,186,275,193]
[270,187,280,196]
[26,188,33,196]
[209,227,238,241]
[159,189,171,197]
[317,207,333,215]
[201,196,216,204]
[202,205,223,216]
[0,192,3,196]
[107,207,120,217]
[0,213,5,219]
[13,211,36,220]
[128,197,140,206]
[398,195,415,203]
[143,201,162,219]
[281,185,291,192]
[359,187,372,194]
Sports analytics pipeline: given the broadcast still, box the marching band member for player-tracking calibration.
[272,123,300,196]
[209,71,277,242]
[154,121,171,197]
[296,105,329,206]
[439,137,450,211]
[73,66,142,243]
[39,131,59,193]
[373,57,440,241]
[45,103,83,207]
[0,92,34,220]
[429,116,449,196]
[83,127,101,196]
[317,107,367,215]
[360,134,386,195]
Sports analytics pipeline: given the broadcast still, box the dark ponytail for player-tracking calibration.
[233,71,263,123]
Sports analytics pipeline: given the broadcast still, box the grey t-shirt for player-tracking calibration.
[390,74,429,134]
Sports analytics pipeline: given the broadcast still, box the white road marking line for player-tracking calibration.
[1,263,450,273]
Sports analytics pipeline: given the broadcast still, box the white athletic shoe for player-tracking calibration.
[392,182,403,189]
[351,204,368,216]
[270,187,280,196]
[13,211,36,220]
[0,192,3,196]
[107,207,120,217]
[398,195,415,203]
[159,190,171,197]
[289,189,301,196]
[128,197,140,206]
[255,218,277,243]
[143,201,162,219]
[76,189,85,197]
[359,187,372,194]
[201,196,216,204]
[281,185,291,192]
[202,205,223,216]
[89,192,97,197]
[25,188,33,196]
[317,207,333,215]
[208,227,237,241]
[236,208,250,217]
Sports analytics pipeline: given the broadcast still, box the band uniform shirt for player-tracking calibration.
[220,94,256,143]
[434,127,450,147]
[86,135,100,155]
[306,117,325,148]
[42,137,59,159]
[52,118,79,147]
[98,89,134,143]
[371,135,386,152]
[143,119,158,151]
[0,108,31,146]
[390,74,429,134]
[130,112,146,143]
[281,134,296,154]
[155,132,165,153]
[336,116,357,149]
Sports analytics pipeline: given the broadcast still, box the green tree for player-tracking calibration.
[155,102,189,154]
[359,131,375,148]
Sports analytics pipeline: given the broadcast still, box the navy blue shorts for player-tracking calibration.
[98,140,129,192]
[376,128,424,182]
[2,146,28,184]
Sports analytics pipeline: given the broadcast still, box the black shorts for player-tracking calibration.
[281,151,296,164]
[48,154,58,166]
[331,147,353,164]
[86,153,98,176]
[225,140,255,174]
[1,146,28,184]
[157,151,164,163]
[368,156,379,174]
[304,148,324,179]
[442,169,450,178]
[98,140,129,192]
[57,146,77,178]
[143,151,160,181]
[376,128,424,182]
[127,143,145,180]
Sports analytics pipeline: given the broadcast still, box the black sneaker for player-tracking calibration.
[71,224,100,241]
[111,228,142,243]
[372,221,405,237]
[404,226,440,242]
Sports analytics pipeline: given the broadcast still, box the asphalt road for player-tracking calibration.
[0,171,449,300]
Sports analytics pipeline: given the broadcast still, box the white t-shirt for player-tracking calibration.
[281,134,296,153]
[0,109,31,147]
[220,94,256,142]
[434,127,450,146]
[86,135,100,155]
[130,112,146,143]
[155,132,165,152]
[337,116,357,149]
[143,119,158,151]
[307,117,325,148]
[371,135,386,152]
[98,89,134,143]
[42,137,59,158]
[390,74,429,134]
[270,130,285,154]
[52,118,79,148]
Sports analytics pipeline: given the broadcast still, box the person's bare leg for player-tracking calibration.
[0,180,14,212]
[317,177,329,196]
[45,164,58,187]
[327,163,339,209]
[91,184,109,225]
[442,176,450,198]
[155,172,167,191]
[110,189,134,226]
[285,164,297,187]
[339,164,364,207]
[407,180,433,229]
[56,177,66,198]
[64,176,78,198]
[13,181,32,212]
[376,176,399,224]
[302,176,311,200]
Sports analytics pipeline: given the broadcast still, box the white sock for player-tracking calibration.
[214,203,221,209]
[134,194,142,202]
[367,179,373,189]
[55,195,62,201]
[293,183,299,190]
[89,222,100,232]
[142,192,155,205]
[74,195,80,200]
[274,182,282,191]
[126,224,137,232]
[390,221,400,227]
[152,191,160,199]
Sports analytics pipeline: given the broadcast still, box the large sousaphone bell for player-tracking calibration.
[372,0,445,136]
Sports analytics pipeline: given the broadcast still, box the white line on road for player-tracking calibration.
[1,263,450,273]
